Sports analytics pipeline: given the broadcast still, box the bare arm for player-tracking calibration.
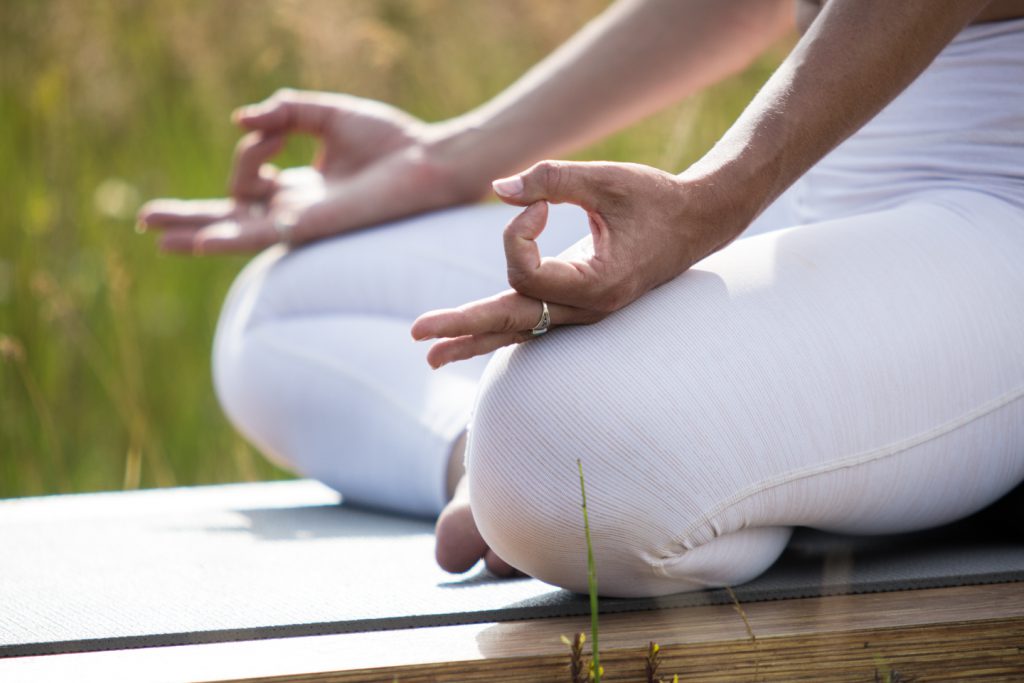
[414,0,996,365]
[140,0,793,252]
[432,0,794,195]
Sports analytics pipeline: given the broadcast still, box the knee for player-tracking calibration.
[466,335,790,597]
[467,342,601,591]
[465,340,689,596]
[211,247,292,466]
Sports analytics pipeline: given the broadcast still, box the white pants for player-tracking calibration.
[213,18,1024,596]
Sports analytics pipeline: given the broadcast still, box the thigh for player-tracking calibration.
[467,191,1024,595]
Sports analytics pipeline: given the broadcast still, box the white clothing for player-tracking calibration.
[214,203,581,516]
[213,18,1024,595]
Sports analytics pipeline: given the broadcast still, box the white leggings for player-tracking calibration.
[213,19,1024,596]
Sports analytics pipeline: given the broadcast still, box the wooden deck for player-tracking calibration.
[3,581,1021,682]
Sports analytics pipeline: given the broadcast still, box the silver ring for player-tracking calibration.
[531,300,551,336]
[246,201,267,220]
[272,213,296,246]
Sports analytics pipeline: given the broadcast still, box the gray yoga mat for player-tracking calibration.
[1,480,1021,657]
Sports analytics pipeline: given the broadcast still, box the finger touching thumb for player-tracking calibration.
[232,91,332,136]
[233,101,288,131]
[506,200,549,243]
[492,160,603,209]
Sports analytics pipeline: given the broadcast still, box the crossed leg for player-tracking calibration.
[213,190,1024,596]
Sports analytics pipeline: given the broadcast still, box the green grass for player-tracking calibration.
[578,458,602,681]
[0,0,786,498]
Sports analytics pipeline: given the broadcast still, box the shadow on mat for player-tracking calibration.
[185,503,434,541]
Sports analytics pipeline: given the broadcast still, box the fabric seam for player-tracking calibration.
[655,384,1024,574]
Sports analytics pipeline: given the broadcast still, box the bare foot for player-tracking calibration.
[435,475,519,576]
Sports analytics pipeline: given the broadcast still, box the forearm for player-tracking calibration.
[430,0,792,192]
[683,0,992,240]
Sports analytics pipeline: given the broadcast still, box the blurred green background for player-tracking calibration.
[0,0,787,498]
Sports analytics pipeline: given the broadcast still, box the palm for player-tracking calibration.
[138,91,453,254]
[312,95,420,180]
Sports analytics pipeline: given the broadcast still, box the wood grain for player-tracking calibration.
[2,582,1021,682]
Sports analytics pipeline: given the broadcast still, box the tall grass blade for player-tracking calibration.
[577,458,600,682]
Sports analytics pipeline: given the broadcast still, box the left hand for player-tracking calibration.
[137,89,492,254]
[411,160,745,368]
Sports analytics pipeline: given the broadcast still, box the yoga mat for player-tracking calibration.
[1,480,1021,657]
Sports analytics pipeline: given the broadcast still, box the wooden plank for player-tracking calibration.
[2,582,1021,682]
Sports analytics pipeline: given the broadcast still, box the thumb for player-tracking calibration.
[232,90,334,136]
[492,160,606,210]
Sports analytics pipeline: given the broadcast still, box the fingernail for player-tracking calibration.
[492,176,523,198]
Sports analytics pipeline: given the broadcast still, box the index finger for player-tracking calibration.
[503,202,594,308]
[230,131,284,200]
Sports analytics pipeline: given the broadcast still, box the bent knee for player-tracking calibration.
[466,341,615,591]
[466,340,790,597]
[212,247,294,467]
[469,441,790,597]
[212,326,295,471]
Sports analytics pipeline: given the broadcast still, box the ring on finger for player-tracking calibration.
[531,300,551,336]
[272,212,297,246]
[246,201,267,220]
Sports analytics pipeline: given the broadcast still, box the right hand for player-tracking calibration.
[138,89,487,254]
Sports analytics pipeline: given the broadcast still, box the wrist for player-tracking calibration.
[673,161,767,252]
[424,110,554,202]
[421,118,504,205]
[677,141,783,239]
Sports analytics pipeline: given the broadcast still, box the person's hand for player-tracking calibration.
[411,160,747,367]
[137,89,488,254]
